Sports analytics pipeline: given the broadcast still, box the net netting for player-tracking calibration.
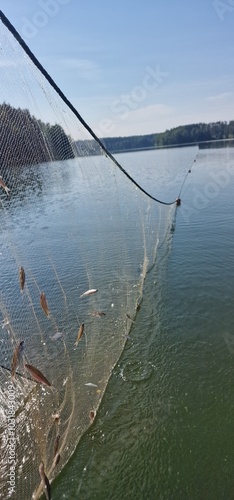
[0,14,175,500]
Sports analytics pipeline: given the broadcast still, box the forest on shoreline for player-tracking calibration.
[0,103,74,169]
[1,102,233,170]
[102,120,234,153]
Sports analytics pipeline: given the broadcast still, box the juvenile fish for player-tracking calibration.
[19,266,25,291]
[80,289,98,298]
[11,341,25,379]
[0,176,10,195]
[74,323,84,345]
[39,462,51,500]
[40,292,50,317]
[85,382,98,388]
[25,363,51,387]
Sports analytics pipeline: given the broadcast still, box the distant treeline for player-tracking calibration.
[102,120,234,153]
[1,103,233,169]
[0,102,74,169]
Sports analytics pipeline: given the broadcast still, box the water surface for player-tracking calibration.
[50,145,234,499]
[1,146,233,499]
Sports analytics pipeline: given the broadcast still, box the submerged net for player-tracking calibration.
[0,13,176,500]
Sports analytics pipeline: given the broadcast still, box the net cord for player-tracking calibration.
[0,9,179,206]
[177,152,198,198]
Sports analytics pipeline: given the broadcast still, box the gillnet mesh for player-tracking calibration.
[0,16,174,500]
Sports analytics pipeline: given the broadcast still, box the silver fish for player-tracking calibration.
[85,382,98,388]
[11,341,25,379]
[50,332,63,341]
[39,462,51,500]
[80,289,98,298]
[0,176,10,195]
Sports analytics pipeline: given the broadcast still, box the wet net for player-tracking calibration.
[0,12,176,500]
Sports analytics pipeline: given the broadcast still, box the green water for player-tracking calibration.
[1,146,233,499]
[50,146,234,499]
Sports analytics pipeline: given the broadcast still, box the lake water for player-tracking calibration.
[1,145,234,499]
[50,145,234,499]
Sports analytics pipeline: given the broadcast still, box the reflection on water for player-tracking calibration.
[0,149,177,499]
[49,146,234,500]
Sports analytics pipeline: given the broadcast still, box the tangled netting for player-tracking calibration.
[0,12,175,499]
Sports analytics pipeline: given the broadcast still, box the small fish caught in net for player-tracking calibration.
[0,11,175,500]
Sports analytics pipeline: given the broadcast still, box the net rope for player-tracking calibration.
[0,11,182,500]
[0,10,178,208]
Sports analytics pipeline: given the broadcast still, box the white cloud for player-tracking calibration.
[64,83,234,139]
[93,103,174,138]
[118,103,173,125]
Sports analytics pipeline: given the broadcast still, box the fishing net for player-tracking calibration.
[0,13,175,500]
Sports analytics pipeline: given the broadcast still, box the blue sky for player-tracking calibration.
[1,0,234,138]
